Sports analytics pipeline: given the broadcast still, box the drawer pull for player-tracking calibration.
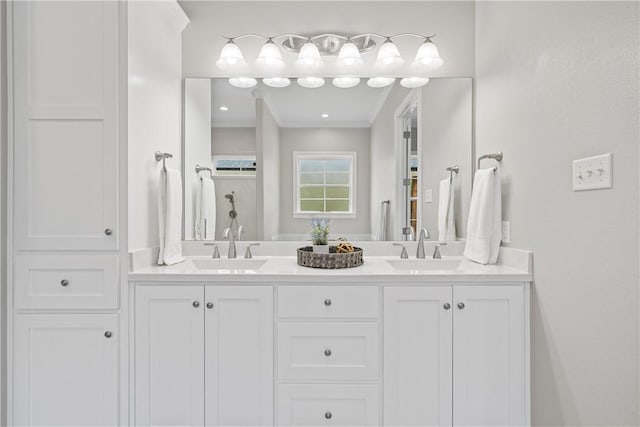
[206,302,214,309]
[324,349,332,357]
[325,411,332,420]
[104,228,113,236]
[193,301,200,308]
[443,303,450,310]
[324,299,332,307]
[60,279,69,287]
[457,302,465,310]
[104,331,112,338]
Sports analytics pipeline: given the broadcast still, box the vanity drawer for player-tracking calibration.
[278,286,378,319]
[278,384,379,426]
[278,322,379,381]
[14,255,119,309]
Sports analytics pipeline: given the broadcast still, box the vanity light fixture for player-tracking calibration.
[228,77,258,89]
[216,32,443,87]
[219,106,229,111]
[400,77,430,88]
[297,77,325,89]
[332,77,361,89]
[367,77,396,88]
[263,77,291,88]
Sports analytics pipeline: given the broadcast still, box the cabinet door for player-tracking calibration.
[383,286,453,427]
[12,1,119,250]
[453,286,526,426]
[205,286,273,426]
[13,314,119,426]
[135,286,205,427]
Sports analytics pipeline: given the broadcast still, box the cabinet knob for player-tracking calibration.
[325,411,332,420]
[104,228,113,236]
[60,279,69,287]
[324,349,332,357]
[324,299,332,307]
[457,302,465,310]
[104,331,112,338]
[206,302,214,309]
[443,303,451,310]
[193,301,200,308]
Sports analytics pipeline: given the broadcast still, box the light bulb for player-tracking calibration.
[263,77,291,88]
[336,41,363,69]
[295,40,323,72]
[400,77,430,88]
[256,39,284,71]
[332,77,361,89]
[367,77,396,88]
[412,38,444,70]
[297,77,325,89]
[375,38,404,70]
[216,40,247,71]
[228,77,257,89]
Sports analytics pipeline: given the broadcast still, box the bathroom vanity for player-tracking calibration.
[129,249,532,426]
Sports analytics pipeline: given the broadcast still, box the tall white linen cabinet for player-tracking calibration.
[8,1,128,425]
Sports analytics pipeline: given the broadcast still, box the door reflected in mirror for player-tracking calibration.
[183,78,472,242]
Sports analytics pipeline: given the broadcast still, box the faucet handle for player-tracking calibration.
[238,225,245,240]
[204,243,220,258]
[432,242,447,259]
[244,243,260,259]
[393,243,409,259]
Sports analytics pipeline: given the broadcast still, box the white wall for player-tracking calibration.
[211,127,256,155]
[370,84,411,240]
[475,2,639,425]
[421,78,472,240]
[278,127,371,238]
[183,78,212,240]
[0,1,6,423]
[180,1,475,78]
[256,99,280,240]
[127,0,188,251]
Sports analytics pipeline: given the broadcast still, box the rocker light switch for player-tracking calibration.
[572,153,613,191]
[424,189,433,203]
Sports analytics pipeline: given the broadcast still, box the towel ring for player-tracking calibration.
[477,151,502,171]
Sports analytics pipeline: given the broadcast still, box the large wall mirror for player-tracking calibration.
[182,77,472,242]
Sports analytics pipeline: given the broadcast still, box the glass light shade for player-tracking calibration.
[295,41,323,72]
[215,40,247,70]
[332,77,361,89]
[375,39,404,69]
[336,41,363,69]
[263,77,291,88]
[228,77,257,89]
[256,39,284,70]
[412,39,444,70]
[400,77,430,88]
[367,77,396,88]
[297,77,325,89]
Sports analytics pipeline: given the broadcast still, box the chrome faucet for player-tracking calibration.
[224,227,237,258]
[416,228,430,259]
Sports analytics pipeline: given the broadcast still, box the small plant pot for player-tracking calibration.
[313,244,329,254]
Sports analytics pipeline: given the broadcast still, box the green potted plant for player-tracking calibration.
[310,218,330,253]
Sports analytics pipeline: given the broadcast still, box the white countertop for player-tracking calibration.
[129,253,533,284]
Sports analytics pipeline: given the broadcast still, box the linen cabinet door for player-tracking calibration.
[453,285,527,427]
[13,314,119,426]
[12,0,119,250]
[135,286,205,427]
[383,286,453,427]
[204,286,273,426]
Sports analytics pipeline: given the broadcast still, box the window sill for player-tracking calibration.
[293,212,357,219]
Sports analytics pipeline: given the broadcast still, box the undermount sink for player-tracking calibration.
[191,258,267,271]
[386,258,462,272]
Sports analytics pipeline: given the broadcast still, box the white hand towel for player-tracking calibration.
[438,175,456,241]
[158,168,185,266]
[464,168,502,264]
[198,177,216,240]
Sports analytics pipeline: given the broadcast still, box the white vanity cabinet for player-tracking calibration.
[384,285,529,427]
[134,285,274,427]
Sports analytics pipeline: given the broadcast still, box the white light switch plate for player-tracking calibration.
[501,221,511,244]
[424,189,433,203]
[572,153,613,191]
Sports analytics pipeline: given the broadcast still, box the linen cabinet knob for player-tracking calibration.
[104,228,113,236]
[60,279,69,287]
[324,299,332,307]
[324,349,332,357]
[193,301,200,308]
[457,302,465,310]
[206,302,214,309]
[104,331,112,338]
[443,303,451,310]
[325,411,332,419]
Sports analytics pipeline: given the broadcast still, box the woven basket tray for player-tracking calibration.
[297,246,364,269]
